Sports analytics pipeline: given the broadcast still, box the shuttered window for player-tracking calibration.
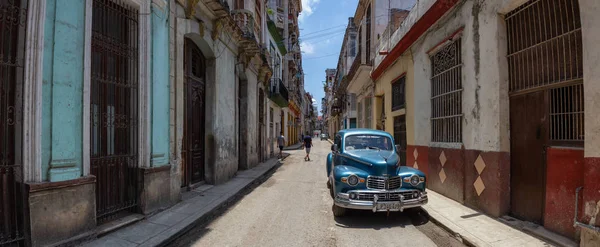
[392,76,405,111]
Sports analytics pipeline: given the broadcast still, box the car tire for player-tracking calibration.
[328,183,334,199]
[332,204,347,217]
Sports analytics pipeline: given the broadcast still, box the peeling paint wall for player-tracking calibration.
[580,0,600,244]
[410,0,510,153]
[212,40,239,184]
[42,0,86,182]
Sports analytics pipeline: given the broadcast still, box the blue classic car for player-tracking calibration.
[326,129,428,216]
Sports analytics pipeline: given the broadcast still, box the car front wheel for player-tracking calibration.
[332,204,346,217]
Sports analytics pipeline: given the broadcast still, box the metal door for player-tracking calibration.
[510,92,547,223]
[1,0,27,245]
[393,116,407,166]
[506,0,583,223]
[90,0,140,224]
[182,38,206,186]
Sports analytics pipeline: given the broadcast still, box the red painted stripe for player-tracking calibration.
[371,0,461,81]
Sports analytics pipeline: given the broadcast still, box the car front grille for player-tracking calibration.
[355,191,420,202]
[367,176,402,190]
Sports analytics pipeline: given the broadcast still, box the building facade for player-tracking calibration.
[364,0,600,245]
[0,0,303,246]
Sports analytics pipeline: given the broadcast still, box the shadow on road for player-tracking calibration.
[333,208,430,230]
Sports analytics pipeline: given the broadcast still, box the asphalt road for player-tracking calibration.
[169,139,465,247]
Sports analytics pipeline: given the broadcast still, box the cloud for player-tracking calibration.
[300,42,315,54]
[299,0,321,22]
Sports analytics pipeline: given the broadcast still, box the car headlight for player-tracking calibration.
[410,175,420,186]
[347,175,359,186]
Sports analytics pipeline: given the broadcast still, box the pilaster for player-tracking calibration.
[43,0,86,182]
[151,1,170,167]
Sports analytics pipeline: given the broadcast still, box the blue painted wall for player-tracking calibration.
[151,2,170,166]
[42,0,85,182]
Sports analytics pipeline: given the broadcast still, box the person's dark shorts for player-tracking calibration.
[279,145,284,151]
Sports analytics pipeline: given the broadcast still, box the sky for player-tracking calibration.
[299,0,359,116]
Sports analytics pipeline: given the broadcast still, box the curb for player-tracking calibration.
[157,160,282,247]
[420,208,479,247]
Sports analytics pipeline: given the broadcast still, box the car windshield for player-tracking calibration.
[344,135,393,151]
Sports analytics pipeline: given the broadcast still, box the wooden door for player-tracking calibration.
[393,116,407,166]
[182,39,206,186]
[510,91,547,223]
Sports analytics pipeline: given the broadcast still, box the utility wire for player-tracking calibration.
[303,53,339,60]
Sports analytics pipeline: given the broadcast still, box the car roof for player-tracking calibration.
[337,129,393,138]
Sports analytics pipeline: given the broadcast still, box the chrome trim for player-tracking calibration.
[334,189,428,212]
[367,175,402,190]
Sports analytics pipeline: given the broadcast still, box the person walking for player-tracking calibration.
[277,132,285,159]
[303,131,313,161]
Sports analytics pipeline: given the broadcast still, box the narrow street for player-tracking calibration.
[169,139,465,247]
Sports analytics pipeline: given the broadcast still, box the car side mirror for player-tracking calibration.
[395,145,401,154]
[331,144,338,152]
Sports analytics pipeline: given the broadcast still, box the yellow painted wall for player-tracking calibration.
[373,54,415,145]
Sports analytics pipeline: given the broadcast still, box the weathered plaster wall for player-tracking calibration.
[373,54,414,146]
[213,40,239,183]
[42,0,85,182]
[580,0,600,244]
[151,1,170,167]
[544,147,584,239]
[27,178,96,247]
[245,70,259,168]
[410,0,509,153]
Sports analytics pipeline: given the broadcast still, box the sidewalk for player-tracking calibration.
[423,190,577,247]
[283,142,303,150]
[81,157,283,247]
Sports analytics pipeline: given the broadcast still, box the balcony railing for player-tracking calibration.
[269,78,289,107]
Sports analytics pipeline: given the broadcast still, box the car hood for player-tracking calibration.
[342,150,399,176]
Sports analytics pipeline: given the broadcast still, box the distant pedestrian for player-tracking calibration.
[303,131,313,161]
[277,132,285,158]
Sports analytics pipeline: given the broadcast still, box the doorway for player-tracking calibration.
[505,0,583,224]
[0,0,27,243]
[181,38,206,187]
[393,115,407,166]
[90,0,140,224]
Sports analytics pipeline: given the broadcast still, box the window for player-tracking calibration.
[255,0,262,37]
[392,75,406,111]
[349,34,356,57]
[334,135,342,150]
[358,27,362,59]
[431,38,462,143]
[344,135,392,150]
[365,97,371,129]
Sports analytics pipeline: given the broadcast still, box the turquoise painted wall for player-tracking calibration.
[151,2,170,166]
[42,0,86,181]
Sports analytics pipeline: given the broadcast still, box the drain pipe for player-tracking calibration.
[574,187,600,232]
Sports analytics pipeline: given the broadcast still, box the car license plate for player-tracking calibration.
[375,202,400,211]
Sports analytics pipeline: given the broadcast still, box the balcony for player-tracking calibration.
[232,10,260,54]
[269,78,289,107]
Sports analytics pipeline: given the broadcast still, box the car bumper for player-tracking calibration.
[334,190,428,212]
